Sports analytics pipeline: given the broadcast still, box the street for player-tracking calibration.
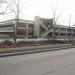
[0,48,75,75]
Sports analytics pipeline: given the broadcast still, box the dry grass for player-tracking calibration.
[0,40,72,48]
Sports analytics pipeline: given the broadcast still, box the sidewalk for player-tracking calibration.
[0,44,74,54]
[0,44,75,57]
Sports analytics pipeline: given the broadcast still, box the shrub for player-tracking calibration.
[3,40,13,46]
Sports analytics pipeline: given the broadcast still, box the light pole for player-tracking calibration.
[68,14,73,44]
[69,14,71,42]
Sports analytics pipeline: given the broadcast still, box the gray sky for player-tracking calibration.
[0,0,75,26]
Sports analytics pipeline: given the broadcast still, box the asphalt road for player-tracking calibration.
[0,48,75,75]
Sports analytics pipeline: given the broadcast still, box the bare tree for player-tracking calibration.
[52,9,62,42]
[5,0,25,44]
[0,0,8,14]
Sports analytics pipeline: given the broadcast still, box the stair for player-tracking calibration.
[40,30,50,38]
[40,21,48,30]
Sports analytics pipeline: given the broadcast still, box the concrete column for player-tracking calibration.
[34,16,40,38]
[26,23,29,39]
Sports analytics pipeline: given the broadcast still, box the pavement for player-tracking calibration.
[0,44,75,57]
[0,48,75,75]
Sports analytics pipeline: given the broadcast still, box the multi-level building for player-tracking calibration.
[0,19,34,39]
[34,16,75,40]
[0,16,75,40]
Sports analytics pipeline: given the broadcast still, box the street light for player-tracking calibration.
[69,14,71,42]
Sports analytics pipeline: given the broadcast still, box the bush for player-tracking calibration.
[3,40,13,45]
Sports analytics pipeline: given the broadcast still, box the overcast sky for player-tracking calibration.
[0,0,75,26]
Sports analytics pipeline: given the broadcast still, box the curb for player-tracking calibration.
[0,45,75,57]
[0,44,72,54]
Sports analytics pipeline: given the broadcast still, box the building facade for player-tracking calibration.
[0,16,75,40]
[0,19,34,39]
[34,16,75,40]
